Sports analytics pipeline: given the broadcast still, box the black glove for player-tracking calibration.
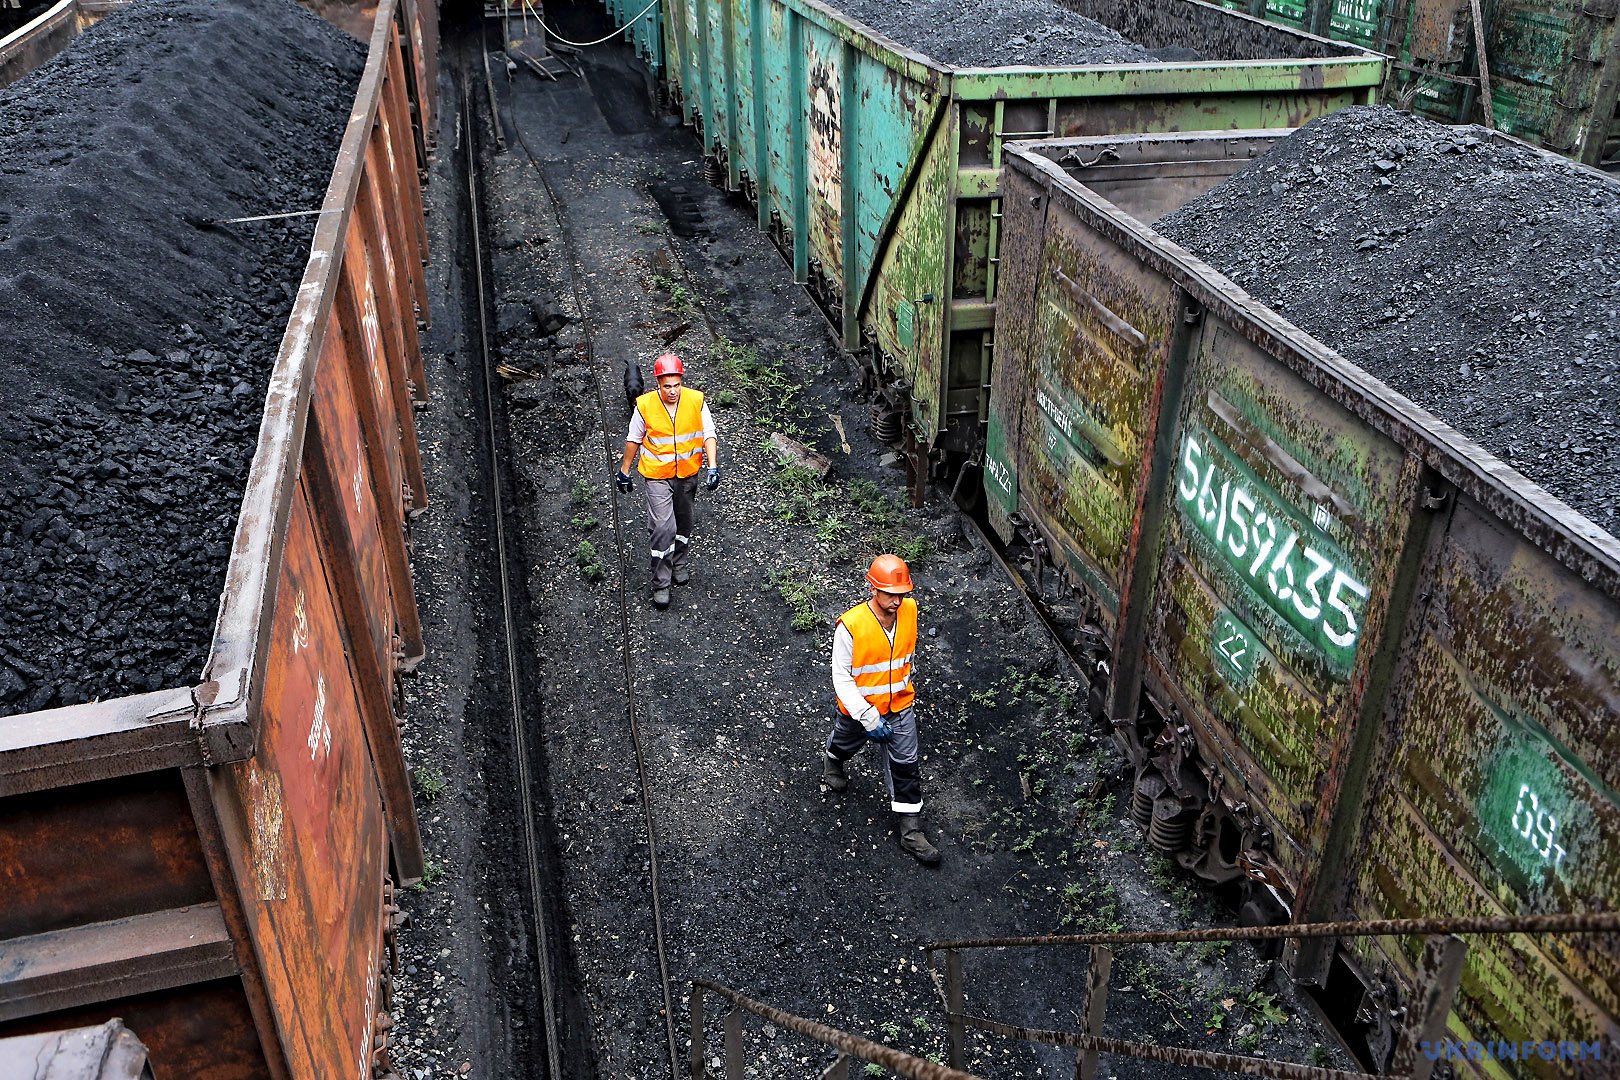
[615,470,633,494]
[704,466,722,492]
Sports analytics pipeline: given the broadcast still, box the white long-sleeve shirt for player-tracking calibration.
[831,619,895,727]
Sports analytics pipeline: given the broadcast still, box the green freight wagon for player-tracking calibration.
[604,0,1383,462]
[990,129,1619,1077]
[603,0,662,70]
[1216,0,1620,169]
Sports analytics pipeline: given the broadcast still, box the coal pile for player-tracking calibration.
[0,0,363,716]
[1156,106,1620,526]
[821,0,1158,67]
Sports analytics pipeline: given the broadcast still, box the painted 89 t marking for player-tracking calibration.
[1177,429,1370,667]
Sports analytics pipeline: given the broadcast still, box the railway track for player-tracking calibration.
[461,36,683,1080]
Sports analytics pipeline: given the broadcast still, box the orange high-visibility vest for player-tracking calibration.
[636,388,707,479]
[837,597,918,716]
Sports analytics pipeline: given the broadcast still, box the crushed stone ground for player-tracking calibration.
[820,0,1156,67]
[0,0,362,714]
[1156,106,1620,527]
[380,16,1363,1079]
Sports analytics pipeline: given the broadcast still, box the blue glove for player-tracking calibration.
[704,466,722,492]
[866,717,893,742]
[615,470,633,494]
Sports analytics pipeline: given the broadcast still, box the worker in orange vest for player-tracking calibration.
[822,554,941,865]
[616,353,720,608]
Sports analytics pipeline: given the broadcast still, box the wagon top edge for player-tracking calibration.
[1002,135,1620,595]
[779,0,1379,87]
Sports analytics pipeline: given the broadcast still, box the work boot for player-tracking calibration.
[672,566,692,586]
[821,754,848,793]
[897,814,941,865]
[651,587,671,609]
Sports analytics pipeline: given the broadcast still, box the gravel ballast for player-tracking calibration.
[0,0,363,715]
[820,0,1157,67]
[1156,106,1620,526]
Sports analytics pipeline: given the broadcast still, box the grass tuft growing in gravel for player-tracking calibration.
[710,334,815,438]
[651,271,698,316]
[412,765,448,802]
[766,567,821,631]
[575,540,605,582]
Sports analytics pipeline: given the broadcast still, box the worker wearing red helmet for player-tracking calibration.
[821,553,941,865]
[616,353,720,608]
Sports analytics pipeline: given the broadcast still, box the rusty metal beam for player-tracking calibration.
[1074,946,1111,1080]
[952,1010,1378,1080]
[0,905,236,1023]
[0,691,201,798]
[692,981,983,1080]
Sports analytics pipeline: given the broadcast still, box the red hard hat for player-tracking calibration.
[866,554,913,594]
[653,353,685,379]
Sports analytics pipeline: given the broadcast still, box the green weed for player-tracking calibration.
[1058,880,1123,934]
[635,221,663,235]
[410,857,445,892]
[1243,991,1288,1027]
[575,540,605,582]
[767,567,819,631]
[571,512,599,532]
[711,389,739,407]
[569,479,593,507]
[413,766,447,802]
[651,272,697,315]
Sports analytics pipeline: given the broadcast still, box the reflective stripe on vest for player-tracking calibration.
[636,388,707,479]
[837,597,918,717]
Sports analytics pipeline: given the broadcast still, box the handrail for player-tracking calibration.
[689,979,981,1080]
[921,912,1620,1080]
[955,1011,1378,1080]
[924,909,1620,951]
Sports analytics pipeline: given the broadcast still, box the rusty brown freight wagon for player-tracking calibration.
[987,130,1619,1074]
[0,0,438,1076]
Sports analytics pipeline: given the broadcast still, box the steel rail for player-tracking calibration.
[925,910,1620,952]
[949,1011,1380,1080]
[503,62,683,1080]
[692,980,985,1080]
[462,68,564,1080]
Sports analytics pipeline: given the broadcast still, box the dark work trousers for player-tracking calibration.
[824,705,922,813]
[645,474,698,588]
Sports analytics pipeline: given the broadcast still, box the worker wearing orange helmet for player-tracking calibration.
[616,353,720,608]
[822,553,941,865]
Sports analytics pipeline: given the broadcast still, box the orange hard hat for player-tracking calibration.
[866,554,913,594]
[653,353,685,379]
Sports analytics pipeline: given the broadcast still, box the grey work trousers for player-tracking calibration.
[825,705,922,813]
[645,474,699,588]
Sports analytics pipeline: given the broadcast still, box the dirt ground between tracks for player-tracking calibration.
[387,12,1362,1080]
